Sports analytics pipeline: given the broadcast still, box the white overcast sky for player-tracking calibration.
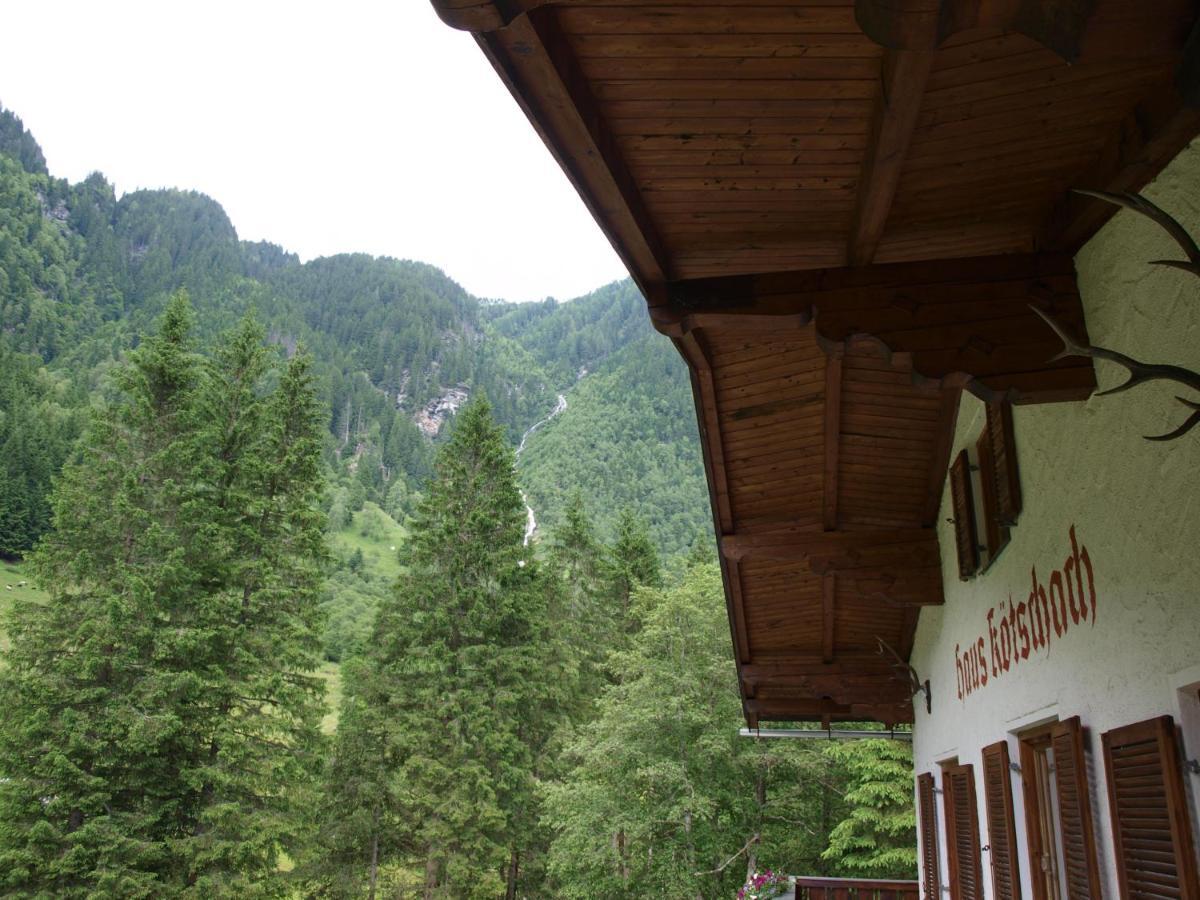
[0,0,629,302]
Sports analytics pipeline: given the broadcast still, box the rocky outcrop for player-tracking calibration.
[414,385,469,437]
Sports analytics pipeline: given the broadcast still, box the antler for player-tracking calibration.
[1030,306,1200,441]
[1074,189,1200,278]
[876,636,931,713]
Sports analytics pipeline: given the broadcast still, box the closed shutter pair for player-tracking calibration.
[950,400,1021,580]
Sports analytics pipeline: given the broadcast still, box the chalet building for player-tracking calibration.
[428,1,1200,896]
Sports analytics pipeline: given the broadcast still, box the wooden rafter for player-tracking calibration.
[471,9,673,296]
[848,49,935,266]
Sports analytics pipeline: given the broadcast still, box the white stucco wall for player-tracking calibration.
[911,139,1200,898]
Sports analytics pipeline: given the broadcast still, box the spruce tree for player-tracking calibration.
[606,508,662,634]
[547,492,609,710]
[0,295,329,897]
[319,398,559,899]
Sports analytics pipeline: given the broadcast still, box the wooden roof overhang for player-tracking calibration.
[430,0,1200,725]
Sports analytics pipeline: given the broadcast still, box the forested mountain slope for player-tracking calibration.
[0,102,707,563]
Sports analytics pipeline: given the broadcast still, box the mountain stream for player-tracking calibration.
[516,393,567,546]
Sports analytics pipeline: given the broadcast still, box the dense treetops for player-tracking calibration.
[0,102,916,896]
[0,296,330,896]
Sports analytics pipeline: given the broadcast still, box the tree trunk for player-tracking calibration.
[505,848,520,900]
[423,850,439,900]
[367,821,379,900]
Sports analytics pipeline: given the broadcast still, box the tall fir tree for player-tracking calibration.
[0,294,329,898]
[546,492,609,712]
[313,398,562,899]
[605,508,662,634]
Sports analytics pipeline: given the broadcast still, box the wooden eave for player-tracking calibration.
[430,0,1200,726]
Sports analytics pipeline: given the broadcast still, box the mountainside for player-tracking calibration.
[0,103,709,564]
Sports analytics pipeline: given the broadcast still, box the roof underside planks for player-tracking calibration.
[430,0,1200,726]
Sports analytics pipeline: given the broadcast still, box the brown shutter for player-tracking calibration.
[1050,717,1101,899]
[950,449,979,580]
[918,772,941,900]
[1102,715,1200,899]
[975,428,1010,563]
[985,400,1021,525]
[943,763,984,900]
[981,741,1022,899]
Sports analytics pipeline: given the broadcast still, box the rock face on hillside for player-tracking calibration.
[414,386,469,437]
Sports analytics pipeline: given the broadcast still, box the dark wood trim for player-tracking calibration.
[822,572,836,664]
[849,49,934,266]
[1039,83,1200,252]
[823,352,843,531]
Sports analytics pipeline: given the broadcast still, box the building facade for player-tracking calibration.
[912,143,1200,899]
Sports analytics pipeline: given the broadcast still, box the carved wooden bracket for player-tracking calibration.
[854,0,1096,62]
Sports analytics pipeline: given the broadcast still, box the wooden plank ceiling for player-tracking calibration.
[430,0,1200,725]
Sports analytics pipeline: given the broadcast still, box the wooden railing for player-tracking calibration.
[792,876,920,900]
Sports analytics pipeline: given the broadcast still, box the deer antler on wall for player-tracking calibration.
[1032,190,1200,441]
[876,637,931,715]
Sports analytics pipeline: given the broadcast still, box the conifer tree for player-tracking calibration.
[321,398,560,899]
[547,492,609,710]
[0,294,329,897]
[605,508,662,633]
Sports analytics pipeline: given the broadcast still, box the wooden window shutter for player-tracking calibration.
[950,449,979,580]
[985,400,1021,525]
[918,772,941,900]
[1050,717,1101,899]
[943,763,984,900]
[1102,715,1200,898]
[981,741,1022,899]
[975,428,1010,563]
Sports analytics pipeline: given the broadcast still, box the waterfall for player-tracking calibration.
[515,393,567,546]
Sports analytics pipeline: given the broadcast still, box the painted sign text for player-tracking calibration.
[955,525,1096,702]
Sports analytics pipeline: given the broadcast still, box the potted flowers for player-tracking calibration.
[737,869,788,899]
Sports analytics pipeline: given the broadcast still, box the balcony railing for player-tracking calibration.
[792,876,920,900]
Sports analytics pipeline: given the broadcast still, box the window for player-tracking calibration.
[981,741,1022,900]
[943,760,984,900]
[949,399,1021,578]
[918,772,941,900]
[1017,718,1101,900]
[1101,715,1199,897]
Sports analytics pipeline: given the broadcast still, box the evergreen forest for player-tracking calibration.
[0,103,915,898]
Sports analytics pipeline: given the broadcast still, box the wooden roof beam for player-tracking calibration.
[1039,67,1200,252]
[657,252,1095,403]
[721,528,939,567]
[436,4,673,299]
[847,49,934,267]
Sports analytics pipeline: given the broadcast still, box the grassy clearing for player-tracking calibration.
[328,502,407,581]
[317,661,343,734]
[0,559,46,653]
